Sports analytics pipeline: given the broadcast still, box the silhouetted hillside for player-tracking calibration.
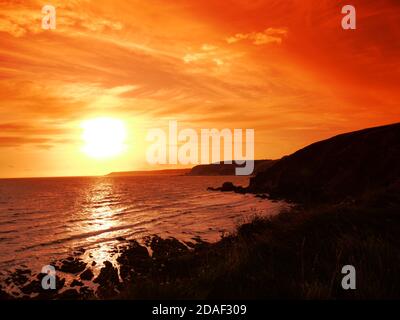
[188,160,276,176]
[249,123,400,202]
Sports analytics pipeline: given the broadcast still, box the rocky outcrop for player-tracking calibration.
[189,160,276,176]
[93,261,119,288]
[208,182,246,193]
[57,257,87,274]
[79,268,94,281]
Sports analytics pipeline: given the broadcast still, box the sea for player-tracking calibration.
[0,175,286,276]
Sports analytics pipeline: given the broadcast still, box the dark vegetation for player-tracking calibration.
[116,187,400,299]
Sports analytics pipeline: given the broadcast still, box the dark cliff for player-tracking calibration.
[188,160,276,176]
[249,123,400,202]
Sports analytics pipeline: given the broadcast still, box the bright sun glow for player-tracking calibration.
[81,118,127,159]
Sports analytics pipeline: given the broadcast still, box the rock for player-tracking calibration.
[96,285,119,299]
[117,240,149,265]
[208,182,247,194]
[0,287,13,300]
[57,289,80,300]
[93,261,119,287]
[57,258,87,274]
[79,286,95,299]
[21,275,65,295]
[93,261,120,299]
[150,236,188,260]
[70,279,83,287]
[117,240,151,281]
[21,280,42,295]
[187,236,209,250]
[80,268,94,281]
[7,268,31,287]
[234,186,246,194]
[220,182,235,192]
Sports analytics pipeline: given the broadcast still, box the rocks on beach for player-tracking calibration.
[2,235,209,300]
[207,182,246,194]
[117,240,151,281]
[70,279,84,287]
[57,258,87,274]
[93,261,119,288]
[80,268,94,281]
[21,273,66,299]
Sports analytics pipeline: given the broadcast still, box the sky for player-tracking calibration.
[0,0,399,178]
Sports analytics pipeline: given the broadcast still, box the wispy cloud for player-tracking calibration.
[226,27,288,45]
[183,44,226,65]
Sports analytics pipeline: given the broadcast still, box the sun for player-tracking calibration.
[81,118,127,159]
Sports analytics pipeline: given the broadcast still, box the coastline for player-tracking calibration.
[2,186,399,300]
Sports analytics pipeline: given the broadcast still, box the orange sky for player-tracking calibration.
[0,0,399,178]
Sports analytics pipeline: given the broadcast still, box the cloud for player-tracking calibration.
[226,27,288,45]
[181,43,240,69]
[201,44,217,51]
[0,0,124,38]
[0,121,72,148]
[0,136,52,147]
[183,43,222,65]
[0,122,64,134]
[0,17,27,37]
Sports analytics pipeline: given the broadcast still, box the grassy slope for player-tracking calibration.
[119,189,400,299]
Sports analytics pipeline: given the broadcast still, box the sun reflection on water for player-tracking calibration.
[79,180,122,271]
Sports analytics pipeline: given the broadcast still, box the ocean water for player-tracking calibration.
[0,175,286,275]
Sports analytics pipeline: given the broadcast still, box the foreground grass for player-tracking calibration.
[119,193,400,299]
